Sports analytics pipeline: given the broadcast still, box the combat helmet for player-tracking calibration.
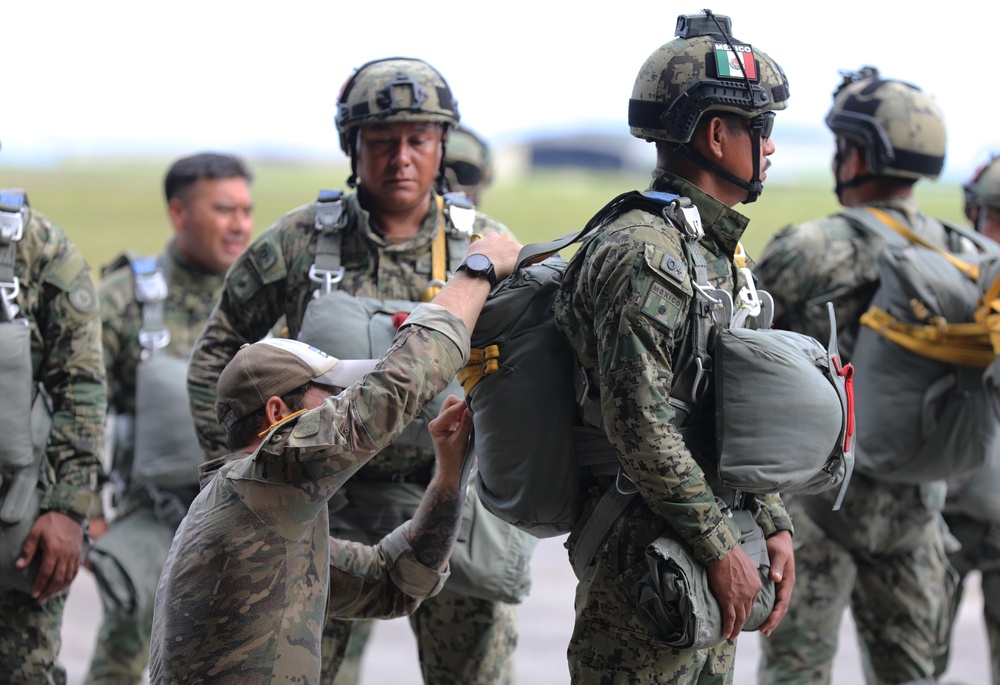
[826,66,946,186]
[335,57,460,187]
[628,10,790,203]
[442,125,492,202]
[964,156,1000,221]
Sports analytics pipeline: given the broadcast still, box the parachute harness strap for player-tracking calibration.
[458,344,500,395]
[0,190,28,322]
[859,207,999,366]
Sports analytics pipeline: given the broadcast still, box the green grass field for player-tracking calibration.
[0,158,972,276]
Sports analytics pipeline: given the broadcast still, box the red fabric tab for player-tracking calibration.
[391,312,409,330]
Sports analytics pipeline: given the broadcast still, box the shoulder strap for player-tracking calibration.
[310,190,348,296]
[0,190,29,322]
[132,256,170,353]
[841,207,981,282]
[442,192,475,274]
[517,190,681,269]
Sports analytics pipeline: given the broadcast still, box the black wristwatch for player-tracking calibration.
[457,253,497,287]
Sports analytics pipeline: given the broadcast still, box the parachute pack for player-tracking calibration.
[0,190,54,594]
[100,254,204,499]
[460,191,855,539]
[844,207,1000,484]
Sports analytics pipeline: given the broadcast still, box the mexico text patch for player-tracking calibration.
[640,281,685,331]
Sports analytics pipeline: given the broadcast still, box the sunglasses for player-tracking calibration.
[749,112,775,140]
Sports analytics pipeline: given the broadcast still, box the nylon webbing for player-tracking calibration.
[864,207,980,281]
[0,190,28,322]
[133,256,170,353]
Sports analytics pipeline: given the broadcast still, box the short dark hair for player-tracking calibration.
[219,381,312,452]
[164,152,253,204]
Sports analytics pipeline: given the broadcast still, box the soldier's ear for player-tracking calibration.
[167,197,188,234]
[693,115,727,161]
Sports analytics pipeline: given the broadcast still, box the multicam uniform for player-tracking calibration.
[85,240,226,684]
[0,205,105,684]
[151,304,465,684]
[554,170,792,683]
[754,196,956,684]
[187,191,518,684]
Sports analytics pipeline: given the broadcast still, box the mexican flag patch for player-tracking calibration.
[714,42,757,80]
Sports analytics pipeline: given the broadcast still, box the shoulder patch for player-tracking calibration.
[44,250,89,291]
[292,411,321,439]
[659,252,687,283]
[640,281,686,331]
[68,285,97,313]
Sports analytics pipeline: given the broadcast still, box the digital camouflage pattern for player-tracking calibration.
[149,305,464,684]
[0,207,105,683]
[553,169,791,681]
[759,496,954,685]
[937,512,1000,684]
[186,190,518,684]
[754,196,947,361]
[85,240,226,685]
[754,197,955,684]
[629,34,789,144]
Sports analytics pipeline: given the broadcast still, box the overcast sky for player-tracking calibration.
[5,1,996,181]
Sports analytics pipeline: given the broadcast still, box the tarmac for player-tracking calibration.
[61,536,990,684]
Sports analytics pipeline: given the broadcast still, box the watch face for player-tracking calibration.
[466,253,491,271]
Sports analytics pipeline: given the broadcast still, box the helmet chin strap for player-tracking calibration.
[673,129,764,204]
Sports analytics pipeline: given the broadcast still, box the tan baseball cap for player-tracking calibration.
[217,338,379,430]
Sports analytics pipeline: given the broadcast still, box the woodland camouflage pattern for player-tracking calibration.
[186,190,518,684]
[0,207,105,684]
[554,169,791,681]
[85,240,226,684]
[754,197,955,684]
[149,305,464,684]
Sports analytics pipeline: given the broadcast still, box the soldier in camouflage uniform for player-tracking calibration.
[186,57,522,685]
[83,153,254,685]
[333,122,497,685]
[936,155,1000,684]
[755,67,958,684]
[441,125,493,205]
[552,11,795,683]
[150,241,522,684]
[0,192,106,684]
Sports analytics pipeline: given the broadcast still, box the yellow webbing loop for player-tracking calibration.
[860,307,996,368]
[457,345,501,395]
[421,196,449,302]
[733,241,748,269]
[975,273,1000,355]
[865,207,980,282]
[858,208,1000,366]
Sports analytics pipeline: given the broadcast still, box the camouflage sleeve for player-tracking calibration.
[24,214,106,519]
[187,223,300,459]
[233,304,470,536]
[326,522,447,619]
[98,266,142,412]
[575,217,739,565]
[754,493,794,538]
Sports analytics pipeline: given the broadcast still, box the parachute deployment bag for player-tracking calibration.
[298,291,465,451]
[847,207,1000,483]
[120,257,204,489]
[463,191,855,540]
